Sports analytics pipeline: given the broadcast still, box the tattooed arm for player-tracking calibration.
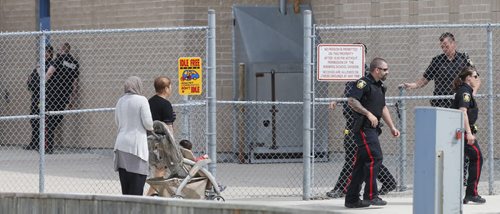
[348,97,378,128]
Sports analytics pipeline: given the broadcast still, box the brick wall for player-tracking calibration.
[4,0,500,99]
[0,0,36,31]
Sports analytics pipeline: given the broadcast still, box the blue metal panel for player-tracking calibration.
[39,0,50,30]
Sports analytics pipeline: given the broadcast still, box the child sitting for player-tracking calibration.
[179,139,208,162]
[178,139,225,192]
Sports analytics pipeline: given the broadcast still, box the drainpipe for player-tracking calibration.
[279,0,287,15]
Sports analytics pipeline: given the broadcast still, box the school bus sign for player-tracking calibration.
[178,57,202,95]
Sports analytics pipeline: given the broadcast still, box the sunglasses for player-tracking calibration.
[377,67,389,71]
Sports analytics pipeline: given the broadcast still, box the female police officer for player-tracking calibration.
[452,66,486,204]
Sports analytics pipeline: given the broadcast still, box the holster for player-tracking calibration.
[376,126,382,136]
[470,124,478,134]
[351,112,365,134]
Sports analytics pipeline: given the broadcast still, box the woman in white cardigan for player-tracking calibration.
[114,76,154,195]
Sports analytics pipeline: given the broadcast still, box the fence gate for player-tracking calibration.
[306,18,499,199]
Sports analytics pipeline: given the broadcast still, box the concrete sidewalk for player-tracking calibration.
[230,195,500,214]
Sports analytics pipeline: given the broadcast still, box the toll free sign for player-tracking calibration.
[178,57,202,95]
[317,44,365,81]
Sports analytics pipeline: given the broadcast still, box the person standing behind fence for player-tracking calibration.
[25,45,54,150]
[398,32,474,189]
[452,66,486,204]
[44,42,80,154]
[326,44,397,199]
[149,76,176,133]
[399,32,472,108]
[114,76,154,196]
[145,76,176,196]
[344,58,400,208]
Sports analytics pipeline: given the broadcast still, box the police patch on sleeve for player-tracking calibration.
[356,80,367,89]
[467,58,474,66]
[463,93,471,102]
[465,52,474,66]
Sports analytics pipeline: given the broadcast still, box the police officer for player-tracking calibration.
[344,57,400,208]
[326,53,397,198]
[452,66,486,204]
[25,45,54,150]
[45,42,80,154]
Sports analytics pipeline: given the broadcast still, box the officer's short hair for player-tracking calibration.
[369,57,387,72]
[439,32,455,42]
[45,45,53,54]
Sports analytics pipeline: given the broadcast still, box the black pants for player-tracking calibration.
[464,139,483,197]
[333,127,396,193]
[345,128,383,203]
[118,168,147,195]
[27,115,62,151]
[28,118,40,149]
[28,100,41,149]
[46,115,63,151]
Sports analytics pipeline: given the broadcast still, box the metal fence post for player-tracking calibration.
[38,32,47,193]
[302,10,312,200]
[207,9,217,176]
[310,24,317,195]
[486,24,495,195]
[180,96,190,141]
[398,87,407,191]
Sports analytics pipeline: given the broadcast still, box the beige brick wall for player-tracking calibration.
[49,0,185,29]
[2,0,498,100]
[0,0,37,31]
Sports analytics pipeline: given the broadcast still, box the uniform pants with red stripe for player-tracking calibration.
[345,127,383,203]
[464,139,483,197]
[333,130,396,193]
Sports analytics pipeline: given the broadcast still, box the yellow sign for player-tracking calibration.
[178,57,202,95]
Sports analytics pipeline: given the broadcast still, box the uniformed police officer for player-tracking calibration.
[45,42,80,154]
[326,48,397,198]
[452,66,486,204]
[399,32,472,108]
[25,45,54,151]
[344,57,400,208]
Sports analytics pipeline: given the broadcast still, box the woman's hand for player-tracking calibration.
[466,133,476,145]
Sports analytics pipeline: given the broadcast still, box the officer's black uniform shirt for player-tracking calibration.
[349,73,386,120]
[47,53,80,110]
[342,63,370,120]
[453,83,478,125]
[27,59,53,114]
[423,52,471,96]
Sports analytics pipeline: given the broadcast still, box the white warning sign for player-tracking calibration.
[317,44,365,81]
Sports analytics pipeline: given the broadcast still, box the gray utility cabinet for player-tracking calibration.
[233,5,328,163]
[414,107,464,214]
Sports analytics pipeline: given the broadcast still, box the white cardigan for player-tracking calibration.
[114,94,154,161]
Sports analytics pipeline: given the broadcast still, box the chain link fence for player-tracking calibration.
[309,23,500,199]
[216,101,307,198]
[0,25,210,194]
[3,13,500,201]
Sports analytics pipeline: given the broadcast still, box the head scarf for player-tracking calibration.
[124,76,143,95]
